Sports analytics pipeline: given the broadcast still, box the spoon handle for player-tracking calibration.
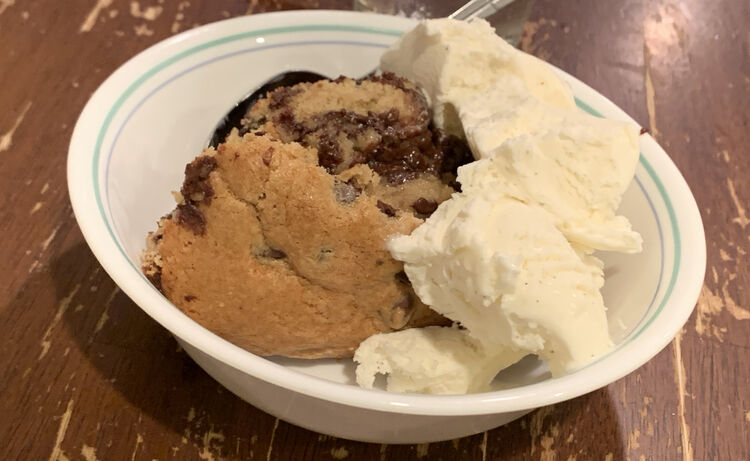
[448,0,517,20]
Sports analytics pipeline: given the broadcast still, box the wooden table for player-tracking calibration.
[1,0,747,459]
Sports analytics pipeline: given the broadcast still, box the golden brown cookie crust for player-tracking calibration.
[145,133,450,358]
[142,74,475,358]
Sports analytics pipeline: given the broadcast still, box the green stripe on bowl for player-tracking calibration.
[575,97,682,344]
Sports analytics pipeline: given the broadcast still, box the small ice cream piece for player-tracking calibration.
[387,194,612,377]
[355,326,526,394]
[380,18,576,137]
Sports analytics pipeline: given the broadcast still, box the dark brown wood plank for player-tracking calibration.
[0,0,747,460]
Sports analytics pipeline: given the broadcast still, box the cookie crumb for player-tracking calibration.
[377,200,397,217]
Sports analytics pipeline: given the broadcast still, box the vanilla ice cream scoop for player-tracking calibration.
[354,18,642,394]
[456,76,569,155]
[380,18,576,137]
[459,127,642,254]
[387,194,612,377]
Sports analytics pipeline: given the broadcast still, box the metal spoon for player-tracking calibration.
[208,0,517,147]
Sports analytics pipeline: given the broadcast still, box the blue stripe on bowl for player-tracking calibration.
[631,175,665,336]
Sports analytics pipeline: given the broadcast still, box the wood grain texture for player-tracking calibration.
[0,0,747,459]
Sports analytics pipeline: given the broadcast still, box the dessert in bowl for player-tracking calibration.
[68,11,705,443]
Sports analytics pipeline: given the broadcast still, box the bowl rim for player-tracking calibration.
[67,10,706,416]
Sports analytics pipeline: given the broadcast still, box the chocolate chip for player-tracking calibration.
[275,109,305,138]
[268,86,302,110]
[262,147,274,166]
[377,200,396,217]
[333,181,360,204]
[263,247,286,259]
[317,132,343,172]
[640,127,650,135]
[176,203,206,235]
[254,130,266,136]
[412,198,438,217]
[181,156,217,204]
[186,156,217,180]
[184,295,196,302]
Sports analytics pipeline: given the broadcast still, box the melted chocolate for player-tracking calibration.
[176,203,207,235]
[181,156,217,204]
[246,72,473,185]
[209,70,327,147]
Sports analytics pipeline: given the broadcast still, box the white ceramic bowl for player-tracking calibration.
[68,11,706,443]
